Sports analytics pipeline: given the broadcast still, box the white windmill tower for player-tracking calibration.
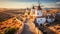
[35,0,46,26]
[30,4,35,16]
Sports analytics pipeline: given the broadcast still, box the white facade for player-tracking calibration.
[31,9,35,12]
[25,8,29,15]
[35,10,43,16]
[31,10,43,16]
[36,17,46,25]
[47,18,55,23]
[35,10,46,25]
[35,9,46,25]
[47,13,55,23]
[47,13,51,16]
[30,9,35,16]
[30,4,55,26]
[30,5,46,25]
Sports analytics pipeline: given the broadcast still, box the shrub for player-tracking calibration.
[0,22,2,24]
[28,12,30,15]
[4,28,17,34]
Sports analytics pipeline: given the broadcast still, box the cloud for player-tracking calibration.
[42,2,60,8]
[0,0,60,8]
[55,2,60,8]
[56,1,60,6]
[56,2,60,4]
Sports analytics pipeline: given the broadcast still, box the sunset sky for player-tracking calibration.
[0,0,60,9]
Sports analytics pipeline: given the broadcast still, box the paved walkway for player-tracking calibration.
[21,18,43,34]
[21,23,35,34]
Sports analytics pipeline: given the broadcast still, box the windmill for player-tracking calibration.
[33,0,44,7]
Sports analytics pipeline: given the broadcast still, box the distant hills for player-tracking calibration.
[44,8,60,10]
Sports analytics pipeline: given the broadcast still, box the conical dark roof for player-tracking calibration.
[37,4,42,10]
[26,8,29,10]
[32,5,35,9]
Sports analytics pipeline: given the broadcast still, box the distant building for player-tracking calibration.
[46,11,55,23]
[25,8,29,15]
[55,12,60,21]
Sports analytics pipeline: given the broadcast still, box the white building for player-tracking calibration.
[25,8,29,15]
[30,4,55,26]
[36,4,46,25]
[31,4,46,26]
[30,0,55,26]
[30,5,35,16]
[46,11,55,23]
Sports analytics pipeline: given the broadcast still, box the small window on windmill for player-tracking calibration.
[41,19,42,20]
[38,20,40,22]
[38,13,39,15]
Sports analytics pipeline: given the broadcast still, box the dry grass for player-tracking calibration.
[0,17,24,34]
